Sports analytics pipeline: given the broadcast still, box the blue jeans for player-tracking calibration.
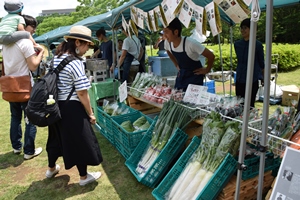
[9,102,37,155]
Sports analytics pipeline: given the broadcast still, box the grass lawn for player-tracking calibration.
[0,94,154,200]
[0,67,299,199]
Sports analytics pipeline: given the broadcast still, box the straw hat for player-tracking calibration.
[64,25,94,46]
[4,0,24,14]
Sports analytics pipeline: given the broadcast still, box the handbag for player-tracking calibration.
[0,60,32,102]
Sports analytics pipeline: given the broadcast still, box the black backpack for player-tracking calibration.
[26,56,77,127]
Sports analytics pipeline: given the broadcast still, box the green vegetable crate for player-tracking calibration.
[152,136,237,200]
[97,103,137,145]
[112,111,153,150]
[125,126,188,188]
[242,151,281,180]
[112,111,154,159]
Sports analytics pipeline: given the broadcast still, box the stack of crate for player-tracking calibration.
[86,59,108,82]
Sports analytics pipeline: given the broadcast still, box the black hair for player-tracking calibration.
[57,39,86,60]
[96,28,106,37]
[22,15,37,28]
[240,18,251,29]
[167,18,182,36]
[49,44,56,50]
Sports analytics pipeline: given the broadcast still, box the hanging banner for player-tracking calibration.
[130,6,138,25]
[129,19,138,36]
[243,0,253,6]
[214,0,249,23]
[154,5,168,28]
[193,5,207,36]
[161,0,176,25]
[178,0,194,28]
[205,2,222,37]
[122,14,128,32]
[136,7,145,30]
[149,10,158,32]
[144,12,152,32]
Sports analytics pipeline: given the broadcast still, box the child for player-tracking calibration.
[0,0,37,46]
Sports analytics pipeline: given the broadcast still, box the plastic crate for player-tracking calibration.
[203,80,215,94]
[114,137,137,159]
[125,126,188,188]
[148,56,178,77]
[152,137,237,200]
[242,151,281,180]
[97,103,137,145]
[152,136,201,199]
[112,112,153,150]
[97,103,137,132]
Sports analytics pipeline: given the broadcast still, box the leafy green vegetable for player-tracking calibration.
[121,120,135,132]
[133,116,147,127]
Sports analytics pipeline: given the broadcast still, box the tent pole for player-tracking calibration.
[230,26,233,97]
[217,34,225,96]
[235,20,258,200]
[257,0,273,198]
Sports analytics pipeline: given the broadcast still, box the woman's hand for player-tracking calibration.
[89,113,96,124]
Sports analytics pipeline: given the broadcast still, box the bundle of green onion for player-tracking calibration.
[135,99,199,177]
[166,112,241,200]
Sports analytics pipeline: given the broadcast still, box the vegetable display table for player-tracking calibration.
[88,78,119,123]
[127,94,204,125]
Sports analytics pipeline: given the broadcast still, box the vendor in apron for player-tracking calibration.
[164,18,215,91]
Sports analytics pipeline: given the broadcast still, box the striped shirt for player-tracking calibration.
[54,54,91,101]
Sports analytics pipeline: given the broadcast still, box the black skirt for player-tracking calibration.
[47,100,103,169]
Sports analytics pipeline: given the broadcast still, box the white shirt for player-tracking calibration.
[122,35,141,59]
[164,36,205,61]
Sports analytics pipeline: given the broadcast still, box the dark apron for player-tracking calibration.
[172,37,203,91]
[121,52,134,83]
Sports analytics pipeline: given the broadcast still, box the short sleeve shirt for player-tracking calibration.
[0,14,25,36]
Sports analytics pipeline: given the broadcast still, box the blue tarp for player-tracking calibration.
[35,0,300,45]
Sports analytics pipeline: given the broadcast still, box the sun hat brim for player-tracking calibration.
[64,33,94,46]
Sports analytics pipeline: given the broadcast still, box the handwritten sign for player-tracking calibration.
[118,81,127,103]
[183,84,207,104]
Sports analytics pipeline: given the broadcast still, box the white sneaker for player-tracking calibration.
[13,148,21,154]
[24,147,43,160]
[79,172,102,186]
[46,164,60,178]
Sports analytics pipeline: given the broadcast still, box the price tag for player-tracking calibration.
[118,81,127,103]
[183,84,207,104]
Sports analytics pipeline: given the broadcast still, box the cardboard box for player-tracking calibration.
[281,85,299,106]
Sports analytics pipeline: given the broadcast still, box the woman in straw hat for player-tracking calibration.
[46,25,103,186]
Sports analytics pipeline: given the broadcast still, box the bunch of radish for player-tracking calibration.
[142,85,184,104]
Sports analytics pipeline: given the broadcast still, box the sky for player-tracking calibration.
[0,0,80,18]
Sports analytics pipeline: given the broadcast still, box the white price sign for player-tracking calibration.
[183,84,207,104]
[118,81,127,103]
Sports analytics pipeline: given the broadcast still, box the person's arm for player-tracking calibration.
[92,49,100,58]
[138,46,144,62]
[118,49,127,67]
[167,50,180,71]
[25,46,44,71]
[76,89,96,124]
[193,48,215,75]
[154,38,162,49]
[17,24,38,46]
